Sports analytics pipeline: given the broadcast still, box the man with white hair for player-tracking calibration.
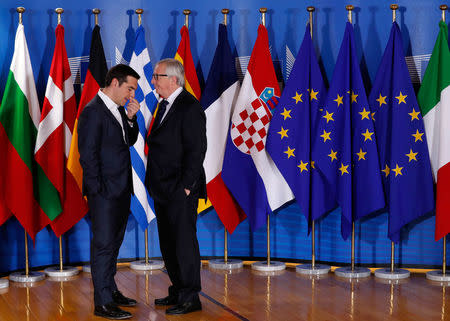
[145,58,206,315]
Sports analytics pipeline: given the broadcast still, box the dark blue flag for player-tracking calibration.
[266,24,336,226]
[314,22,385,240]
[368,22,434,243]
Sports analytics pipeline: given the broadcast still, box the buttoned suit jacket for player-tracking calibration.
[78,94,139,199]
[145,89,207,203]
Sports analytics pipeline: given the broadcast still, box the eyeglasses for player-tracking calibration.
[152,73,168,80]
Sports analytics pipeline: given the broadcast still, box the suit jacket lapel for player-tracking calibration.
[158,89,186,128]
[96,94,125,132]
[95,94,128,144]
[150,90,186,136]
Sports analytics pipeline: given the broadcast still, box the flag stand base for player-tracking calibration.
[44,266,79,278]
[0,279,9,289]
[426,270,450,282]
[130,260,164,271]
[296,263,330,275]
[209,259,243,270]
[10,271,45,283]
[82,265,91,273]
[374,268,409,279]
[251,261,285,272]
[335,266,371,279]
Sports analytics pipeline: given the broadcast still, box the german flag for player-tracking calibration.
[65,25,107,229]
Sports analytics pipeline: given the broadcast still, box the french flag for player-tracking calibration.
[200,24,246,234]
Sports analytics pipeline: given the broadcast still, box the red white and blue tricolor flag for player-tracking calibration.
[200,24,246,234]
[222,24,294,231]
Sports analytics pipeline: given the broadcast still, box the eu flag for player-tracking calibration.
[314,22,385,240]
[368,22,434,243]
[266,24,336,226]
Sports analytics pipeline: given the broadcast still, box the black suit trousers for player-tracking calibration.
[89,192,131,306]
[155,190,201,304]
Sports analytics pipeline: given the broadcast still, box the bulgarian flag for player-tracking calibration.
[67,24,107,208]
[175,25,211,213]
[0,24,61,240]
[35,24,88,237]
[417,21,450,241]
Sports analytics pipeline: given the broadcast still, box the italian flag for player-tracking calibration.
[417,21,450,241]
[0,24,61,240]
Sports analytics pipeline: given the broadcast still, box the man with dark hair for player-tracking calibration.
[146,58,206,315]
[78,64,141,320]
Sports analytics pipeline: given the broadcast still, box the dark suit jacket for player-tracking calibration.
[78,94,139,199]
[145,89,207,203]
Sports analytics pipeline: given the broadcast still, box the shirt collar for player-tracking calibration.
[98,89,119,111]
[162,87,183,106]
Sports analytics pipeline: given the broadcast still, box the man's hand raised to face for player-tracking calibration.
[126,97,140,120]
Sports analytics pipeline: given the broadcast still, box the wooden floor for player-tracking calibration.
[0,263,450,321]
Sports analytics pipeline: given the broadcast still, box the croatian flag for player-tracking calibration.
[222,24,294,230]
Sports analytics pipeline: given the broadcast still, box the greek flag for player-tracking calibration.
[128,26,158,230]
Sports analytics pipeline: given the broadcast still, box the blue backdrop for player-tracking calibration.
[0,0,446,273]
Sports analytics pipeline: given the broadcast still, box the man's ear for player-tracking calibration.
[111,78,119,87]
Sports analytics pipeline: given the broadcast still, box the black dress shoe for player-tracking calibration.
[154,295,178,306]
[166,300,202,315]
[94,303,132,320]
[112,291,137,307]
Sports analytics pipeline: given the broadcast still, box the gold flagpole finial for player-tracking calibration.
[136,9,143,27]
[92,8,100,26]
[260,7,267,27]
[55,8,64,25]
[222,8,229,26]
[346,5,354,24]
[440,4,448,22]
[183,9,191,28]
[390,4,398,23]
[307,6,315,38]
[16,7,25,25]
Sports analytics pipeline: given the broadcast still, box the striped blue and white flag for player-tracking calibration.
[128,26,158,230]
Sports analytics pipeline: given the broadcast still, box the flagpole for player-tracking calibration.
[251,7,285,273]
[441,3,447,278]
[9,231,45,284]
[184,9,190,28]
[130,8,164,272]
[40,8,79,280]
[373,4,410,281]
[296,6,330,277]
[7,7,44,285]
[208,8,243,272]
[82,8,101,274]
[334,4,371,280]
[426,4,450,282]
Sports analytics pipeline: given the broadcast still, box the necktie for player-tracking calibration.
[152,100,168,133]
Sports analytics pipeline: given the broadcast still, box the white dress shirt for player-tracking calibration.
[159,86,183,124]
[98,89,127,142]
